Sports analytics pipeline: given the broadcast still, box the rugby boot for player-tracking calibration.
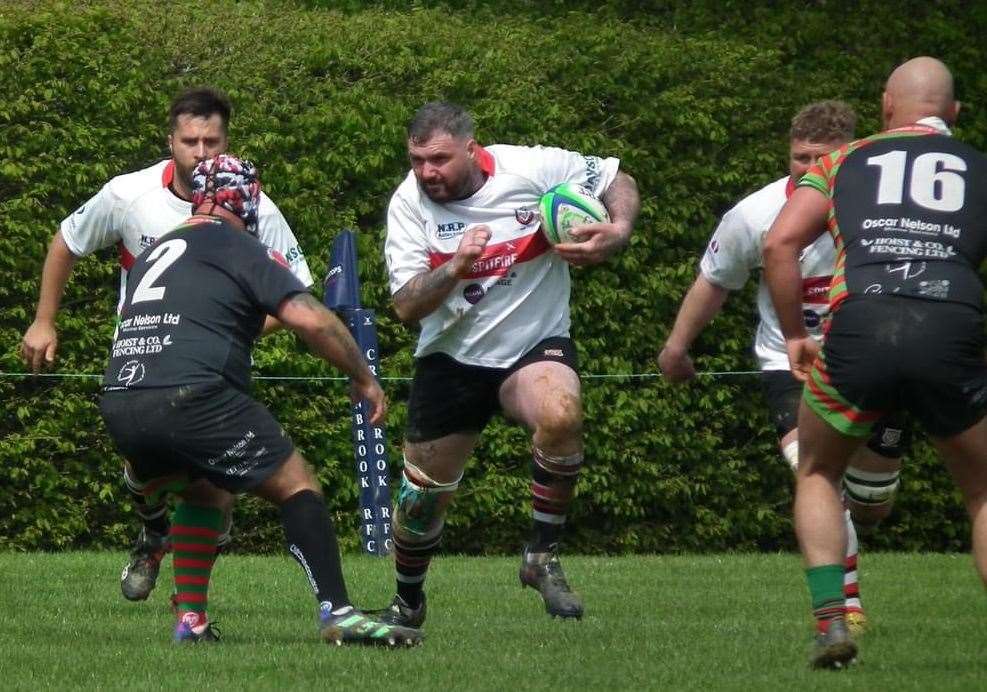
[369,593,427,628]
[519,544,583,619]
[173,611,221,643]
[809,617,857,669]
[318,604,423,648]
[121,527,170,601]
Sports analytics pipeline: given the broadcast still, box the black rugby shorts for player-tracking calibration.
[807,294,987,439]
[760,368,910,457]
[405,336,578,442]
[100,382,295,493]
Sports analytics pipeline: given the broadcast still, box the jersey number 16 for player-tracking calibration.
[867,150,966,213]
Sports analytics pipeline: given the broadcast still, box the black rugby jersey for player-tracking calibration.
[800,124,987,311]
[102,216,307,393]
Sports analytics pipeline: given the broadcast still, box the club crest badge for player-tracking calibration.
[515,207,537,226]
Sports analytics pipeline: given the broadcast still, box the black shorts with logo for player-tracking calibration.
[99,382,295,493]
[405,336,578,442]
[760,368,911,458]
[806,294,987,439]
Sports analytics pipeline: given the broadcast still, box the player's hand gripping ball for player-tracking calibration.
[538,183,610,245]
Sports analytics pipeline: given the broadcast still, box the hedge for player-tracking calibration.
[1,0,985,553]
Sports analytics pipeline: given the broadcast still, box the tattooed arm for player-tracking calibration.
[276,292,386,423]
[391,224,492,324]
[554,171,640,266]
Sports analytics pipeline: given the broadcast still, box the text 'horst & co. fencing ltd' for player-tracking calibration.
[5,225,764,558]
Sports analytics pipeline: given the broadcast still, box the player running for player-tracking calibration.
[658,101,907,634]
[764,57,987,668]
[377,101,640,627]
[99,154,421,647]
[20,87,312,602]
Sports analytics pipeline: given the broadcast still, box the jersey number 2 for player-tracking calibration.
[866,150,966,212]
[132,239,187,304]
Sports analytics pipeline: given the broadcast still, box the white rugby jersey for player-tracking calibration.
[699,175,835,371]
[385,144,619,367]
[60,159,313,310]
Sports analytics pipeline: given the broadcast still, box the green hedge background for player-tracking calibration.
[2,0,986,553]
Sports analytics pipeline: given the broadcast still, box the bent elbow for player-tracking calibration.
[391,298,421,325]
[762,234,785,263]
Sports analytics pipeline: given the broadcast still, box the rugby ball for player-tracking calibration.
[538,183,609,245]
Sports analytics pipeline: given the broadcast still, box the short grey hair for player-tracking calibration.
[407,101,475,143]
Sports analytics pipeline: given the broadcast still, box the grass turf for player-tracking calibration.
[0,552,984,690]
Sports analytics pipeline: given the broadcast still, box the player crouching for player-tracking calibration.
[99,155,422,648]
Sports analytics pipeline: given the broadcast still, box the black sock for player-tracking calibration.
[397,581,423,609]
[393,533,441,609]
[529,525,563,553]
[529,450,579,552]
[280,489,350,609]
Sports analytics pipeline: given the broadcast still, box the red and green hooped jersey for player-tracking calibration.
[799,123,987,313]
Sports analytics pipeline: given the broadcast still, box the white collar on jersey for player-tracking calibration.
[915,116,952,135]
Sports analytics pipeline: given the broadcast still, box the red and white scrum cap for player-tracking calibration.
[191,154,261,234]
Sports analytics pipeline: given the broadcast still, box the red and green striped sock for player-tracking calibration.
[170,503,224,619]
[806,564,846,633]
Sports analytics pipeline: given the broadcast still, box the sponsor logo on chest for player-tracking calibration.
[436,221,467,240]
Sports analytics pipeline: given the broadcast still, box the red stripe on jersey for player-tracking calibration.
[887,124,944,136]
[428,231,549,278]
[119,243,136,270]
[475,146,495,176]
[267,248,289,268]
[802,276,833,305]
[162,159,176,187]
[785,176,796,199]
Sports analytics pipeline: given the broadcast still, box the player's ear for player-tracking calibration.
[167,133,174,156]
[881,90,893,128]
[948,100,961,126]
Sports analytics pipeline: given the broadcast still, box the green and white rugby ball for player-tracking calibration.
[538,183,609,245]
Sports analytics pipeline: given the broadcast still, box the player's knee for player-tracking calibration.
[535,393,583,442]
[843,465,900,527]
[180,478,228,507]
[256,451,321,504]
[394,459,460,543]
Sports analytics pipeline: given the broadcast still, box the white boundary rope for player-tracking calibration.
[0,370,762,382]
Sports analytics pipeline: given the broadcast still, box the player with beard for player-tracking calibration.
[378,101,640,627]
[20,87,312,602]
[99,154,421,647]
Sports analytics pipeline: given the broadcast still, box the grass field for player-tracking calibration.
[0,552,984,690]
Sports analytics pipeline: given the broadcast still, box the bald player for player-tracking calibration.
[764,57,987,668]
[659,101,908,634]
